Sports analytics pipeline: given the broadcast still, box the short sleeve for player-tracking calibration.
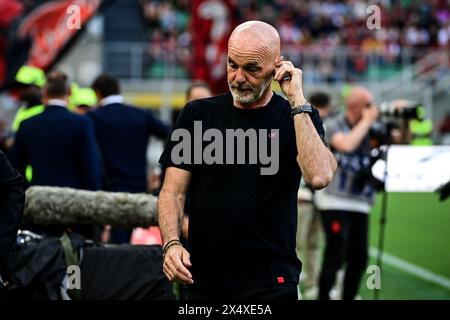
[158,103,194,172]
[310,106,325,140]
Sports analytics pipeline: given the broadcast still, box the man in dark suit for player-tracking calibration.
[10,71,101,190]
[89,74,170,243]
[9,71,102,237]
[0,150,25,290]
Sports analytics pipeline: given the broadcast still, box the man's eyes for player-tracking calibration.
[247,67,260,72]
[228,62,260,73]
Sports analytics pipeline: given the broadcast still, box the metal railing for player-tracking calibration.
[103,42,190,80]
[103,42,449,84]
[102,41,450,131]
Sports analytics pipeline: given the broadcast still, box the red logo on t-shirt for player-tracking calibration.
[277,276,285,284]
[331,221,341,234]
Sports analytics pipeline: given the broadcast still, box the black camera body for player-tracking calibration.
[369,100,426,147]
[378,100,423,121]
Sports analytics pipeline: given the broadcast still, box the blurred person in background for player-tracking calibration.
[0,150,25,300]
[89,74,171,244]
[3,66,46,182]
[315,86,379,300]
[9,70,102,237]
[297,91,333,300]
[10,66,46,136]
[69,87,98,115]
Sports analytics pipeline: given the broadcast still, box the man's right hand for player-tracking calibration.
[362,104,379,124]
[162,245,194,284]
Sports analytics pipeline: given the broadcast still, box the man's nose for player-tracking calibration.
[234,68,246,84]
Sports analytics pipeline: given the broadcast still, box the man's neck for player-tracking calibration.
[100,94,124,106]
[46,99,67,107]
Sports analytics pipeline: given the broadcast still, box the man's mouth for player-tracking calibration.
[234,87,253,92]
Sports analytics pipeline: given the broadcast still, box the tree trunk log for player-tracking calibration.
[23,186,158,228]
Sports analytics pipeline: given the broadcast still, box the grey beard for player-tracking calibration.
[229,77,272,105]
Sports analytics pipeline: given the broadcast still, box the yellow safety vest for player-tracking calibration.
[12,104,45,133]
[409,119,433,146]
[12,104,45,182]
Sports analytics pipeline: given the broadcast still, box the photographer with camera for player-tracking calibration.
[315,86,379,300]
[377,99,433,146]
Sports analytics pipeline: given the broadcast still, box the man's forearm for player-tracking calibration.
[343,118,372,152]
[294,113,336,189]
[157,189,184,244]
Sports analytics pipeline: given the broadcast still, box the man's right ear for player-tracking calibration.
[41,87,47,99]
[94,89,102,101]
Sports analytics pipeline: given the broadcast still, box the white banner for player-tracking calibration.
[378,145,450,192]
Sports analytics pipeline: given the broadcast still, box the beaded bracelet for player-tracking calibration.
[162,239,182,257]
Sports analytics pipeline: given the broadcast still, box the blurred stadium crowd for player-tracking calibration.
[136,0,450,81]
[2,0,450,85]
[139,0,450,48]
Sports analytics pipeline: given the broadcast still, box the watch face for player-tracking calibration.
[302,103,312,112]
[291,104,312,117]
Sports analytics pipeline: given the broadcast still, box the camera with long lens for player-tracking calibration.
[354,100,422,192]
[369,99,425,146]
[378,100,424,121]
[349,100,427,194]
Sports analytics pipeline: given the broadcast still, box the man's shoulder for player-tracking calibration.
[122,103,147,111]
[92,103,121,112]
[18,109,88,136]
[17,109,50,132]
[113,103,153,117]
[89,103,138,116]
[47,110,93,130]
[58,109,89,121]
[187,94,226,109]
[272,92,292,113]
[18,112,43,127]
[180,94,227,117]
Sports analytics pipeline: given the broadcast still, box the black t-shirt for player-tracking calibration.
[159,92,324,295]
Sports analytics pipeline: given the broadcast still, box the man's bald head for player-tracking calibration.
[227,21,281,108]
[345,86,374,120]
[229,21,281,63]
[346,86,373,107]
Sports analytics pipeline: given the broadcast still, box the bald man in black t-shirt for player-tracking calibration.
[158,20,336,300]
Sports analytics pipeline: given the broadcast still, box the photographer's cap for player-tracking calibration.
[15,65,46,88]
[71,87,98,108]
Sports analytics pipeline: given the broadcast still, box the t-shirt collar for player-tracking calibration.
[224,91,277,114]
